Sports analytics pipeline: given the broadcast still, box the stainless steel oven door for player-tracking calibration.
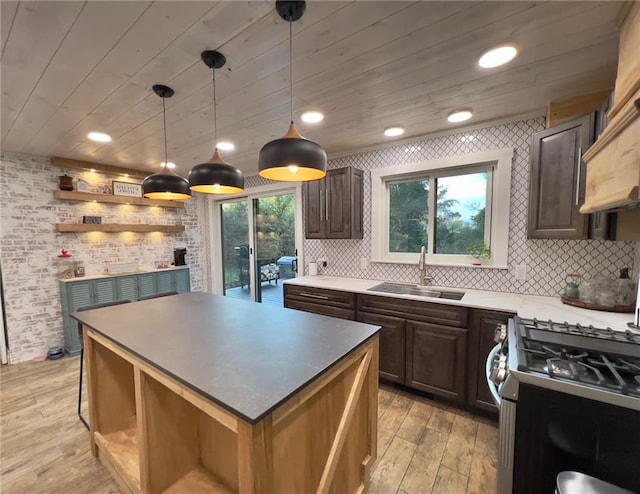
[485,342,503,406]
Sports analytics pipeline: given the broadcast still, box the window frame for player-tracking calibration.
[371,148,513,268]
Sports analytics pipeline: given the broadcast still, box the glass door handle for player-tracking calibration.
[292,258,298,273]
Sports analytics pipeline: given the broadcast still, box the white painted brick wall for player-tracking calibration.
[0,152,204,363]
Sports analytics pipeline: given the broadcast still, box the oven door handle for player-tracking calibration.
[485,343,502,407]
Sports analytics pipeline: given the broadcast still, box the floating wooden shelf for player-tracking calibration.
[54,190,185,208]
[56,224,185,233]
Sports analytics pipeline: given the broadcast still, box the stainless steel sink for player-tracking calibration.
[367,282,465,301]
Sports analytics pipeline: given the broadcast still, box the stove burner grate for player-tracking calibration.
[525,318,640,344]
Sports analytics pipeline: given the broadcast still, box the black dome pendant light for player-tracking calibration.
[142,85,192,201]
[189,50,244,195]
[258,0,327,182]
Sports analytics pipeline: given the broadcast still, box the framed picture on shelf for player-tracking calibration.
[112,181,142,198]
[76,179,90,193]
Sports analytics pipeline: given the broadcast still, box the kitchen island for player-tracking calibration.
[72,291,380,494]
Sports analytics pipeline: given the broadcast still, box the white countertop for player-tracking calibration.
[284,276,638,333]
[59,265,189,283]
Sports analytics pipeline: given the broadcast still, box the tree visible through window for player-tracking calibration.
[387,170,489,255]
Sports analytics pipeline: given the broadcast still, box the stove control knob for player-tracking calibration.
[498,354,508,366]
[490,364,506,385]
[494,323,507,343]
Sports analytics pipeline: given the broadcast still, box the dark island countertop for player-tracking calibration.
[72,291,380,424]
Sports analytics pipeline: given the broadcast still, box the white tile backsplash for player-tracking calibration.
[303,117,636,296]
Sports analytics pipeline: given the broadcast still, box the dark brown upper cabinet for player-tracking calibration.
[304,167,364,239]
[528,114,594,239]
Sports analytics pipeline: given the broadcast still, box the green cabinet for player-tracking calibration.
[60,268,190,355]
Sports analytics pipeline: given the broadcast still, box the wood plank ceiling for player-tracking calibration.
[0,1,625,175]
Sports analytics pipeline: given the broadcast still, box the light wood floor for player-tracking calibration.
[0,357,498,494]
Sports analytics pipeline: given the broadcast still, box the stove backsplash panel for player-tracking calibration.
[303,117,636,297]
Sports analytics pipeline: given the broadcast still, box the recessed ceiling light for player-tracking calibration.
[161,161,176,169]
[448,110,473,123]
[384,125,405,137]
[478,45,518,68]
[301,111,324,123]
[217,141,235,151]
[87,131,112,143]
[90,168,96,173]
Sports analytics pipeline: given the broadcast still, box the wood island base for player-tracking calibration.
[84,328,379,494]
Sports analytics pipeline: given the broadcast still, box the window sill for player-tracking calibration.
[370,258,509,270]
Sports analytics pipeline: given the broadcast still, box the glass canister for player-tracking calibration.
[57,258,74,279]
[563,273,581,300]
[73,261,85,277]
[57,249,74,279]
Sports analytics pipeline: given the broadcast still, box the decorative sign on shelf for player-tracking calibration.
[77,179,91,193]
[112,181,142,198]
[82,216,102,225]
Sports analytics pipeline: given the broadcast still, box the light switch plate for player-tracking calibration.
[515,265,527,281]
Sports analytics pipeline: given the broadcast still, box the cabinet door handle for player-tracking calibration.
[325,189,329,221]
[319,191,324,221]
[300,292,329,300]
[575,146,582,206]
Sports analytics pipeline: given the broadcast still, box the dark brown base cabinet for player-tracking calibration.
[357,312,406,383]
[406,321,468,402]
[283,284,356,320]
[284,285,513,415]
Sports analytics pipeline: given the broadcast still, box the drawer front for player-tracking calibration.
[285,285,355,309]
[357,294,468,327]
[284,299,356,320]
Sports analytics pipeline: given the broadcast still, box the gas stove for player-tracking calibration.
[489,317,640,494]
[489,316,640,409]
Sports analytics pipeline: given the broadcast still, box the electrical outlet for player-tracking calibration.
[359,257,368,270]
[515,265,527,281]
[318,258,327,268]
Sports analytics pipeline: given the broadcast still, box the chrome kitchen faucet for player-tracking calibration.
[418,246,433,286]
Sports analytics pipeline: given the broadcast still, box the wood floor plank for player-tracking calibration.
[440,414,479,476]
[377,386,397,418]
[431,465,469,494]
[474,422,499,457]
[399,428,448,494]
[467,452,497,494]
[426,407,456,435]
[368,435,417,494]
[377,392,413,434]
[396,399,435,444]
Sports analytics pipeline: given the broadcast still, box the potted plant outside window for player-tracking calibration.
[466,242,491,266]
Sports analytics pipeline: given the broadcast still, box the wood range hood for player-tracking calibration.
[580,2,640,214]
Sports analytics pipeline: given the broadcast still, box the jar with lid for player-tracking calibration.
[73,261,85,277]
[57,258,74,279]
[563,273,581,300]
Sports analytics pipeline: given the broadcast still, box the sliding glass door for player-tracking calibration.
[215,187,301,306]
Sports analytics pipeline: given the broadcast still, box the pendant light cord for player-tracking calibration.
[289,19,293,123]
[212,67,218,149]
[162,95,168,166]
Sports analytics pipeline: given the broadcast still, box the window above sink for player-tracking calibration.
[370,148,513,269]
